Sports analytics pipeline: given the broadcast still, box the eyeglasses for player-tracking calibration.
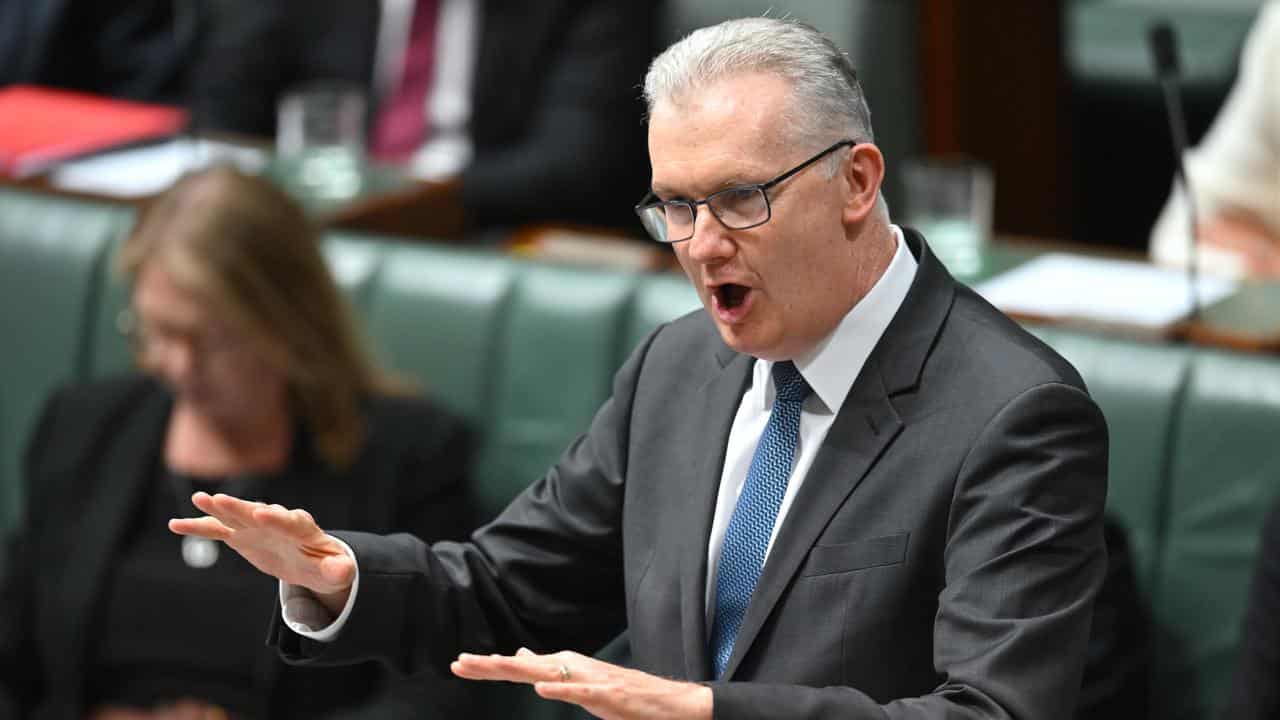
[634,139,858,244]
[117,308,244,362]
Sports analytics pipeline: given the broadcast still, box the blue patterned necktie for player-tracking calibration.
[710,360,811,678]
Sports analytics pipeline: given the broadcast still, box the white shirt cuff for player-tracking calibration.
[278,536,360,642]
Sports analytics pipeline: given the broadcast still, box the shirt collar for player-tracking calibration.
[755,224,918,414]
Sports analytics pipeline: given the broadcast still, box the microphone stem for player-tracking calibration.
[1160,75,1201,323]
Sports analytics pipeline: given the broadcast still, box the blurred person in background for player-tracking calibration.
[0,166,476,719]
[192,0,660,233]
[1149,1,1280,278]
[0,0,196,105]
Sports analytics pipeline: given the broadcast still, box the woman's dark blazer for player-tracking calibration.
[0,374,476,719]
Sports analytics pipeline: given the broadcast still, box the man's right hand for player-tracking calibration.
[169,492,355,616]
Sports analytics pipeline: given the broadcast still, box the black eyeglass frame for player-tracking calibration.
[634,139,860,243]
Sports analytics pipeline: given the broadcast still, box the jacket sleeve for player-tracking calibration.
[318,403,482,719]
[709,382,1110,719]
[269,328,659,679]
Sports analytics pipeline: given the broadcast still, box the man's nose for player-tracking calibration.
[684,206,735,263]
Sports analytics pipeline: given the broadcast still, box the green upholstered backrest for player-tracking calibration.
[622,271,702,357]
[474,263,638,518]
[1030,326,1192,597]
[364,242,519,520]
[366,243,517,423]
[0,189,131,528]
[1151,349,1280,720]
[321,233,390,316]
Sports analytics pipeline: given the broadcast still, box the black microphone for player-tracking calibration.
[1149,21,1202,322]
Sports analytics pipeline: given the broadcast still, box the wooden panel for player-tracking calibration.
[920,0,1070,239]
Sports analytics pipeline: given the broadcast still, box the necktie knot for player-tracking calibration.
[771,361,810,404]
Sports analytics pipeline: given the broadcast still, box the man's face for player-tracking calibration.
[649,73,859,361]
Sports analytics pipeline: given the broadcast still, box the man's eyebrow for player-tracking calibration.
[652,176,760,198]
[715,176,760,190]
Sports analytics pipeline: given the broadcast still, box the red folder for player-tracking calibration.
[0,85,188,178]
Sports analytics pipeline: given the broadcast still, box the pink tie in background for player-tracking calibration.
[370,0,439,161]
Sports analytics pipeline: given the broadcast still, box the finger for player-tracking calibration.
[190,491,217,514]
[253,505,325,543]
[195,493,264,530]
[168,516,233,542]
[191,490,256,518]
[452,653,559,684]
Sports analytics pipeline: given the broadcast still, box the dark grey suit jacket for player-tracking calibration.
[274,230,1109,719]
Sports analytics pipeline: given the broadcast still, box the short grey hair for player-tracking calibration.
[643,17,875,155]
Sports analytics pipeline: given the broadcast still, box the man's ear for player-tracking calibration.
[842,143,885,227]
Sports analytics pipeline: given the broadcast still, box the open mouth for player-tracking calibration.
[715,283,750,310]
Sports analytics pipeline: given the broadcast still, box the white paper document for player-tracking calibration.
[973,253,1238,329]
[48,139,267,198]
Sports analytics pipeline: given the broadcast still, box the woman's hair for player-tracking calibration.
[118,165,404,470]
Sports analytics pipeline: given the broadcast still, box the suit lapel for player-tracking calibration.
[720,358,903,679]
[678,348,752,681]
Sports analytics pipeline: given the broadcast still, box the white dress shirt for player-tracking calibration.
[285,225,918,640]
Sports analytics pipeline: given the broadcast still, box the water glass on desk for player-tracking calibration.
[274,84,367,205]
[901,158,994,279]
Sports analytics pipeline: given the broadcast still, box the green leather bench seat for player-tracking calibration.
[320,234,387,316]
[0,191,132,528]
[1153,349,1280,720]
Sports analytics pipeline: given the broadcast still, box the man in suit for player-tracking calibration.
[173,17,1108,719]
[0,0,196,105]
[192,0,658,232]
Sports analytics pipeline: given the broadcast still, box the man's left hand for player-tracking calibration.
[451,647,713,720]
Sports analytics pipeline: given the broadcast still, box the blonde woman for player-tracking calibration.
[0,167,474,719]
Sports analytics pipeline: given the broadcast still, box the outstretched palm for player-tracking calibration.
[169,492,355,611]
